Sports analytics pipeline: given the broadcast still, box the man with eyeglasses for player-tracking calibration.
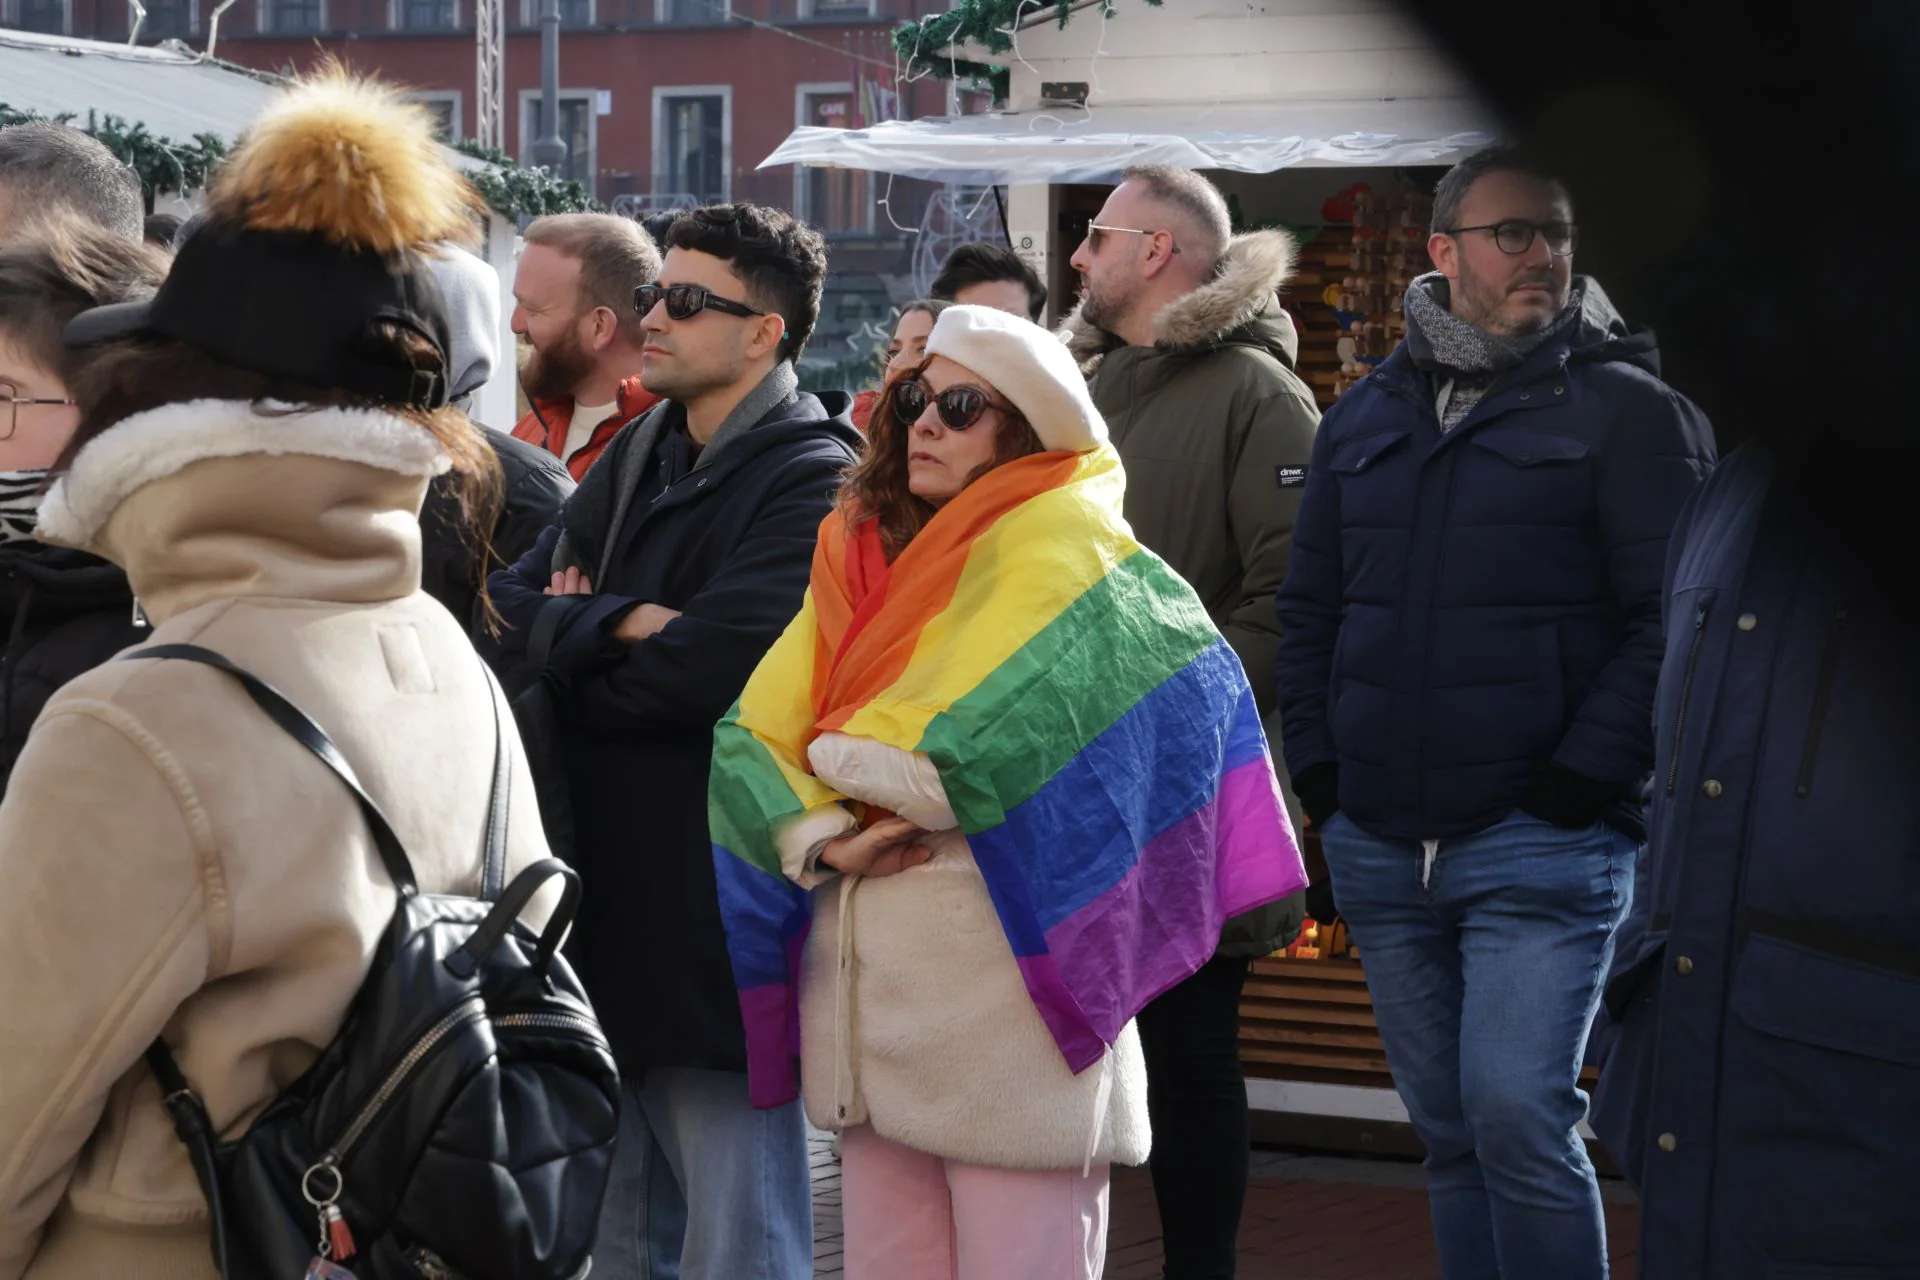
[479,202,860,1280]
[1275,145,1714,1278]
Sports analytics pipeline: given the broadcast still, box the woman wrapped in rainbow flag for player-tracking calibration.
[711,304,1306,1278]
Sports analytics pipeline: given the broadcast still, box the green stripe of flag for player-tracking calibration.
[915,550,1217,833]
[710,708,809,876]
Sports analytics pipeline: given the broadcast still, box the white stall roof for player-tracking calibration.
[0,29,283,140]
[0,29,495,175]
[760,97,1497,185]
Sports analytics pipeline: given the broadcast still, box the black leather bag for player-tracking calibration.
[126,645,620,1279]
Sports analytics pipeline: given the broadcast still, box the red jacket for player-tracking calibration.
[850,387,880,434]
[512,374,661,480]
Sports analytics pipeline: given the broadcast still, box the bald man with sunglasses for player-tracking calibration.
[479,202,860,1280]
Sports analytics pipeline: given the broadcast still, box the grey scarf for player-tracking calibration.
[554,361,801,581]
[1402,273,1584,431]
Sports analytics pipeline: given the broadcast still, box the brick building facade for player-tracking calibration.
[4,0,985,387]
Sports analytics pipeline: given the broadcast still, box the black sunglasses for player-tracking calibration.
[890,378,1005,431]
[633,282,768,321]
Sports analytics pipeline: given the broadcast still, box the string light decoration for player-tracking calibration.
[892,0,1162,102]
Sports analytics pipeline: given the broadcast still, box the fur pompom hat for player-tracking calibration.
[63,67,484,410]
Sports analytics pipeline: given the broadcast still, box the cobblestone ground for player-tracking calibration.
[810,1135,1641,1279]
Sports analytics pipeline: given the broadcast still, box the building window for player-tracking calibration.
[795,85,871,235]
[411,92,463,142]
[800,0,873,17]
[653,87,729,204]
[518,0,591,24]
[264,0,323,32]
[519,91,597,199]
[7,0,69,32]
[656,0,724,24]
[398,0,456,28]
[136,0,194,38]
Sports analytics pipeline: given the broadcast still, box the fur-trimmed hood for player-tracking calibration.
[1060,227,1300,375]
[37,400,449,624]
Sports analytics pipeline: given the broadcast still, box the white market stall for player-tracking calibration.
[759,0,1527,1142]
[761,0,1499,331]
[0,28,524,428]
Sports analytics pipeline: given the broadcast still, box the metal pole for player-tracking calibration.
[531,0,568,172]
[475,0,504,150]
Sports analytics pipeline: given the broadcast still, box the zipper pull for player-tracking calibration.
[324,1202,357,1262]
[302,1158,356,1262]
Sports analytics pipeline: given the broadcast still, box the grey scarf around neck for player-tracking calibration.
[1402,272,1585,431]
[553,361,802,581]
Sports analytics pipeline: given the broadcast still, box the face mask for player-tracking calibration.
[0,469,47,545]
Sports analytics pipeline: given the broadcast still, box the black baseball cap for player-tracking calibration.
[63,220,453,410]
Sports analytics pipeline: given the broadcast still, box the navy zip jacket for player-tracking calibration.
[1275,281,1714,840]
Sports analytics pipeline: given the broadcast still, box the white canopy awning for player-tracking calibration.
[0,29,496,176]
[760,98,1498,185]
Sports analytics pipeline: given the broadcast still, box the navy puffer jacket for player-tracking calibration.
[1275,281,1715,840]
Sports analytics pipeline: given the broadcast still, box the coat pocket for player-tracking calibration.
[1720,931,1920,1271]
[1469,427,1592,467]
[1327,427,1412,475]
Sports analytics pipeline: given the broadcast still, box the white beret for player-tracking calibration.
[923,304,1107,453]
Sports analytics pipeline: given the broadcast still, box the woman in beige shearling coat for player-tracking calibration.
[0,76,552,1280]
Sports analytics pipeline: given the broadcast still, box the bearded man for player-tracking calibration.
[510,213,663,479]
[1061,163,1317,1279]
[1275,146,1715,1278]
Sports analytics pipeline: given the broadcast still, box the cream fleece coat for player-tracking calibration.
[788,732,1150,1172]
[0,401,552,1280]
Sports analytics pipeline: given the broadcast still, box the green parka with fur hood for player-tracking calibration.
[1060,227,1316,956]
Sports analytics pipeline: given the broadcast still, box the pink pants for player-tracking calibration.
[838,1125,1110,1279]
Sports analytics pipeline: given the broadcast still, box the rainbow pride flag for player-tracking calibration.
[711,444,1306,1108]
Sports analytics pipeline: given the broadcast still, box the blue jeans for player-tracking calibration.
[592,1067,812,1280]
[1319,810,1634,1280]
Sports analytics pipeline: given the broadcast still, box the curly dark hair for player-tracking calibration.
[664,203,827,361]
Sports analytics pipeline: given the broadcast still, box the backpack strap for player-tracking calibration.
[144,1040,231,1277]
[480,665,511,902]
[122,644,418,895]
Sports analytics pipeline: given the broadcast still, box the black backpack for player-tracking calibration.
[126,645,620,1279]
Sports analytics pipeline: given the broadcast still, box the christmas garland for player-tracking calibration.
[892,0,1159,98]
[0,103,598,220]
[0,102,229,203]
[452,140,602,218]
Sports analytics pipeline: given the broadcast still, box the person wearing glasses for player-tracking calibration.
[478,202,860,1280]
[1274,146,1715,1278]
[711,304,1303,1279]
[1063,163,1316,1280]
[0,220,166,792]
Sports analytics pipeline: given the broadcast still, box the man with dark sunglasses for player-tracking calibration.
[1275,146,1715,1277]
[478,202,859,1280]
[1062,161,1316,1280]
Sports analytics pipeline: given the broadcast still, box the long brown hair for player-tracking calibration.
[837,362,1045,560]
[60,327,505,620]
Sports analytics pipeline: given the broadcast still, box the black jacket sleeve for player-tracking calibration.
[1550,384,1715,787]
[493,450,575,574]
[555,449,844,738]
[1273,401,1348,793]
[475,522,580,694]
